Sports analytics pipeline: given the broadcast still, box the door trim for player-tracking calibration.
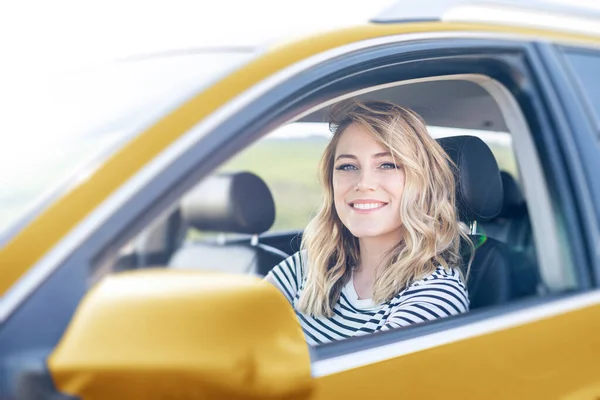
[312,289,600,376]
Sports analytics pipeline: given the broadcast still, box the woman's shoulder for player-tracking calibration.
[402,265,468,294]
[267,250,308,301]
[289,249,308,266]
[391,265,470,311]
[422,265,465,283]
[278,250,308,275]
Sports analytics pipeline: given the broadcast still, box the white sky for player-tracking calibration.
[2,0,600,73]
[0,0,395,73]
[270,121,512,146]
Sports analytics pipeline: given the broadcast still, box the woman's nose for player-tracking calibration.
[355,169,378,191]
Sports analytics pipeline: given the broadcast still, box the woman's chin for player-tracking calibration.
[348,228,389,239]
[346,224,404,241]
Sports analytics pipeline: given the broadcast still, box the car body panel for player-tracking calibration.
[312,299,600,399]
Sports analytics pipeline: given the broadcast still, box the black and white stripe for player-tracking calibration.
[267,251,469,346]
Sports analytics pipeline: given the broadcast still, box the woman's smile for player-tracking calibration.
[348,199,388,213]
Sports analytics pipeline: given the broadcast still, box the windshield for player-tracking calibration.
[0,51,254,239]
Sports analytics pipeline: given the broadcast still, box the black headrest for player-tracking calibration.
[436,136,503,222]
[180,172,275,234]
[498,171,526,218]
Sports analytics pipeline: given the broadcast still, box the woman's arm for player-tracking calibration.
[382,275,469,330]
[263,251,304,305]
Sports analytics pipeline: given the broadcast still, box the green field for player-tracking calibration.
[218,136,518,232]
[0,133,518,237]
[219,137,329,231]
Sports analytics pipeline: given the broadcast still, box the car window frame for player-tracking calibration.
[535,42,600,286]
[554,45,600,138]
[83,38,590,336]
[62,37,580,292]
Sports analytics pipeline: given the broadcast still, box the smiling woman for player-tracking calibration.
[266,100,472,346]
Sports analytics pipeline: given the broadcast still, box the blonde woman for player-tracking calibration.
[266,100,472,346]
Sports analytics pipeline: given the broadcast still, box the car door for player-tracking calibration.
[305,38,600,400]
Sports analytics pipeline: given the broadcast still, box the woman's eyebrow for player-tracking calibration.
[335,152,392,161]
[373,151,392,158]
[335,154,357,161]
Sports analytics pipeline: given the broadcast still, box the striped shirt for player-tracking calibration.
[267,251,469,346]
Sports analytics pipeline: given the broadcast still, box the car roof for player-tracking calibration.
[375,0,600,38]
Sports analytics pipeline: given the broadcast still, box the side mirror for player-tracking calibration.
[48,270,313,399]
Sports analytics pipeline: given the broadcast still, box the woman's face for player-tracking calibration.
[332,123,406,241]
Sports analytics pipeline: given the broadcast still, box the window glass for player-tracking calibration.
[220,122,330,231]
[105,89,545,323]
[560,47,600,133]
[429,127,518,180]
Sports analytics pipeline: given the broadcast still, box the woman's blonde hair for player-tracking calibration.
[296,99,472,317]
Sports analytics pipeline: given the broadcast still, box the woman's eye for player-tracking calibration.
[380,162,399,170]
[335,164,358,171]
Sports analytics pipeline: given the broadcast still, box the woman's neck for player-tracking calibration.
[357,231,403,273]
[352,230,404,299]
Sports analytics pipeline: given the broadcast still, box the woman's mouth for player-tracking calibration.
[349,201,388,211]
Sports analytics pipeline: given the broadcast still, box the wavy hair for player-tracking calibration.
[296,99,473,317]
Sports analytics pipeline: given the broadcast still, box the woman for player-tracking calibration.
[266,99,472,346]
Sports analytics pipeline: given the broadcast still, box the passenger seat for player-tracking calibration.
[169,172,289,275]
[480,171,530,245]
[480,171,540,299]
[436,136,512,309]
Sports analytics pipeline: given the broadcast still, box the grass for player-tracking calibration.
[0,136,330,236]
[217,136,519,232]
[0,133,519,237]
[219,137,329,231]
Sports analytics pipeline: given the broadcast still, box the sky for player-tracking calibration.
[0,0,396,73]
[2,0,600,73]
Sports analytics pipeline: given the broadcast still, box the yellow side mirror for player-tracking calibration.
[48,270,313,400]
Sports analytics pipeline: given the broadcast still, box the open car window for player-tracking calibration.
[218,123,330,233]
[96,61,575,349]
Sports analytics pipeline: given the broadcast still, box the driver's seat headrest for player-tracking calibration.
[180,172,275,234]
[436,135,503,223]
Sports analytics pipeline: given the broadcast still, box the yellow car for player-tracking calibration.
[2,1,600,399]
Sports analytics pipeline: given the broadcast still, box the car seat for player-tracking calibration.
[436,135,512,309]
[168,172,289,275]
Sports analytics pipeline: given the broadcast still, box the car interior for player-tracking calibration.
[104,75,546,323]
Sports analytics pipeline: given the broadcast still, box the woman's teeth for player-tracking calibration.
[352,203,385,210]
